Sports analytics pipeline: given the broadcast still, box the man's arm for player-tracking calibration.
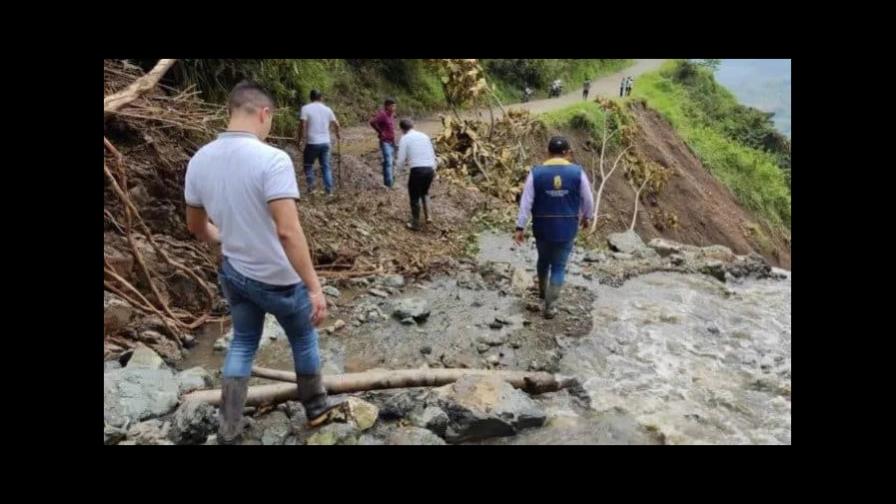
[186,206,221,243]
[330,110,341,140]
[296,119,306,145]
[514,172,534,245]
[579,170,594,226]
[369,112,382,136]
[268,199,327,325]
[396,136,408,170]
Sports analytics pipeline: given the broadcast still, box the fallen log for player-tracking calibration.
[183,367,576,407]
[104,59,177,118]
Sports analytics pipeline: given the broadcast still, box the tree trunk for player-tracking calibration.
[629,178,649,231]
[105,59,177,119]
[183,367,576,407]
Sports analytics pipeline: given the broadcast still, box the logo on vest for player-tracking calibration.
[553,175,562,189]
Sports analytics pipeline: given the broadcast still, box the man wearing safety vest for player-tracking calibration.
[514,136,594,318]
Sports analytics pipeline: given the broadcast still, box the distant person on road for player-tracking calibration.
[395,118,437,230]
[626,76,634,96]
[369,97,398,189]
[582,79,591,100]
[297,89,340,196]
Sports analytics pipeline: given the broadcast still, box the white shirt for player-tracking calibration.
[396,129,437,170]
[185,131,301,286]
[300,102,337,145]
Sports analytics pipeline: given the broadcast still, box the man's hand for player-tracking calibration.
[309,289,328,326]
[513,229,525,246]
[581,218,591,230]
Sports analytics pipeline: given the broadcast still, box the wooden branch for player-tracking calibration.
[104,59,177,118]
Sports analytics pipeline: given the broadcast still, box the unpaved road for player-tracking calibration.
[338,59,668,154]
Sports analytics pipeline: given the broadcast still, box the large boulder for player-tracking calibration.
[433,375,547,443]
[104,346,179,428]
[170,399,218,445]
[510,267,533,294]
[647,238,689,257]
[176,367,214,395]
[410,406,449,437]
[607,230,648,254]
[386,426,447,445]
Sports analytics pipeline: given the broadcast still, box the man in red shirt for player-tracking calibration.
[369,98,398,188]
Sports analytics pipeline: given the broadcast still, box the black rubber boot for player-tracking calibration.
[422,198,431,224]
[407,203,421,230]
[217,377,249,445]
[297,373,345,428]
[537,275,547,300]
[544,284,561,319]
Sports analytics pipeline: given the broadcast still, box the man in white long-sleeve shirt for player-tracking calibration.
[514,136,593,318]
[396,118,437,230]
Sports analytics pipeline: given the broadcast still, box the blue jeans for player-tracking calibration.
[535,239,575,286]
[380,141,395,187]
[303,143,334,194]
[218,259,320,378]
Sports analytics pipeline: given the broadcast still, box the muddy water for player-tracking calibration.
[477,232,791,444]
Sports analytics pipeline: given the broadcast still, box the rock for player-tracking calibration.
[699,260,727,282]
[386,426,447,445]
[488,320,504,330]
[213,337,229,351]
[336,397,379,431]
[611,252,635,261]
[525,302,541,312]
[583,251,607,263]
[104,293,134,334]
[255,411,291,445]
[700,245,736,263]
[104,424,128,445]
[392,298,430,323]
[420,345,432,355]
[477,344,490,353]
[322,285,341,298]
[104,360,122,373]
[358,434,385,445]
[381,275,405,288]
[607,230,649,254]
[647,238,688,257]
[182,334,196,348]
[411,406,449,437]
[477,332,507,346]
[104,365,179,427]
[325,319,347,334]
[305,423,360,445]
[510,267,532,294]
[486,354,500,366]
[434,375,547,443]
[176,367,214,395]
[125,419,174,445]
[401,317,416,325]
[378,390,425,420]
[369,288,390,298]
[170,399,218,444]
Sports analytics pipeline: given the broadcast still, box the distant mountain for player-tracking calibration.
[715,59,791,138]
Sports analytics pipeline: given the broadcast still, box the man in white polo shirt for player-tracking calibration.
[297,89,340,196]
[185,81,342,444]
[395,118,437,230]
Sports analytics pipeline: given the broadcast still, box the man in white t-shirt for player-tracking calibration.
[185,81,342,443]
[395,118,437,230]
[297,89,340,196]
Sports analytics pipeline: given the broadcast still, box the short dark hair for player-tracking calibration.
[228,80,275,114]
[385,97,396,106]
[399,118,414,131]
[310,89,323,101]
[548,136,571,154]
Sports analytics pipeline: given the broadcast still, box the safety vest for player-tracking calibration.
[531,160,583,242]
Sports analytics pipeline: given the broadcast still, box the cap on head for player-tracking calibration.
[548,136,571,154]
